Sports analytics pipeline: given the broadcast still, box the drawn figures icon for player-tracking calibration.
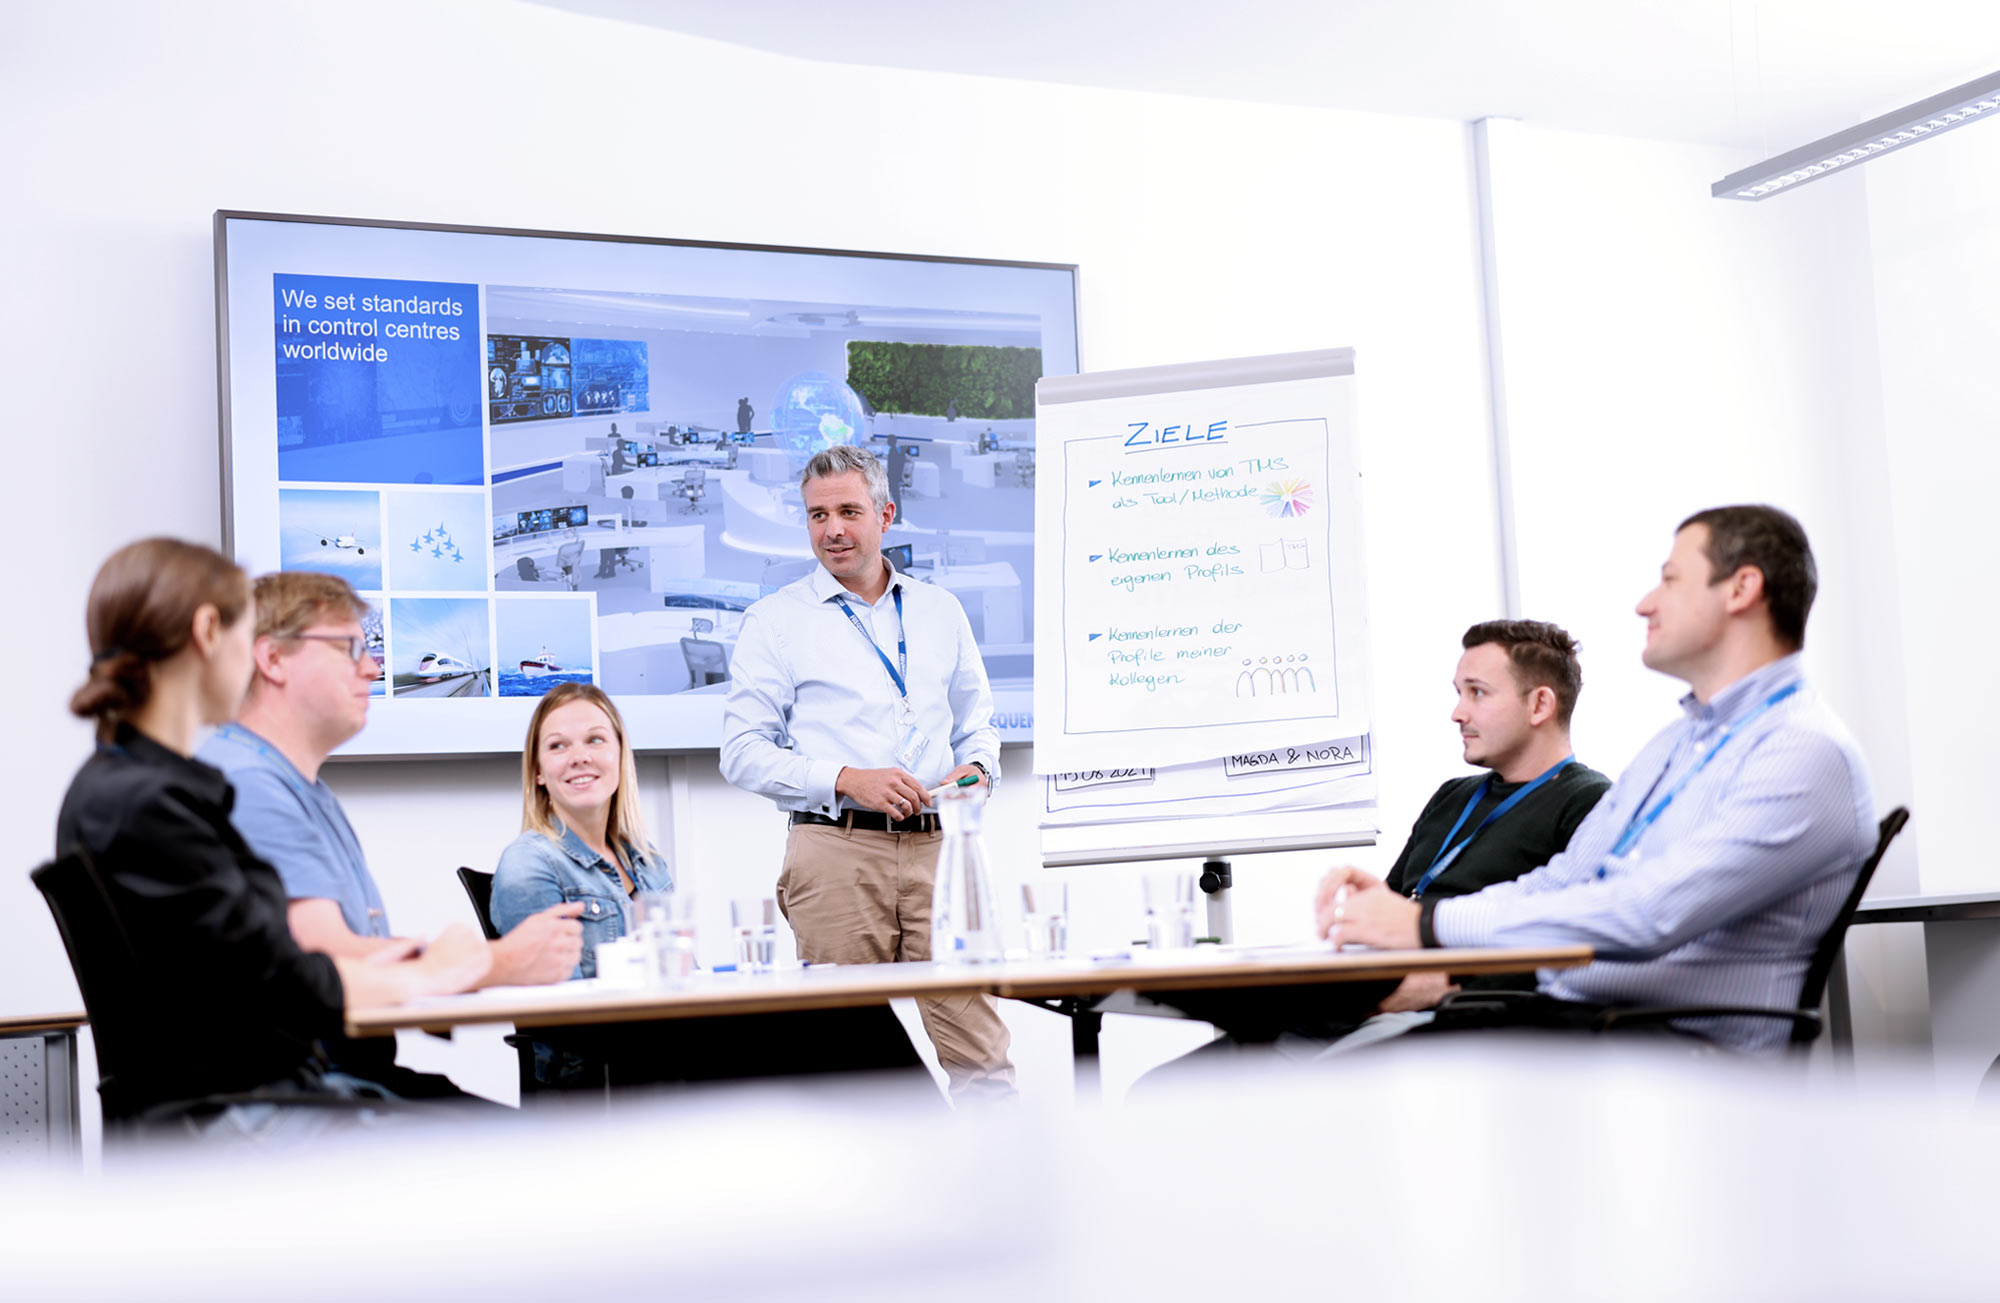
[1236,656,1318,697]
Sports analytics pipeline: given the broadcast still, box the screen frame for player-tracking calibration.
[212,209,1081,758]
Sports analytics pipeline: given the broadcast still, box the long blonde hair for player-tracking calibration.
[519,682,653,855]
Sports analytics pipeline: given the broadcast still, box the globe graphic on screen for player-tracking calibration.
[771,371,867,473]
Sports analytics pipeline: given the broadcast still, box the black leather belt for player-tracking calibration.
[791,809,941,835]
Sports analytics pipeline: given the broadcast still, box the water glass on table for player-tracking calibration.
[1020,880,1069,955]
[730,896,779,971]
[634,889,698,980]
[1143,872,1198,950]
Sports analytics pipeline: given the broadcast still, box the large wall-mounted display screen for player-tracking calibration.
[217,212,1078,756]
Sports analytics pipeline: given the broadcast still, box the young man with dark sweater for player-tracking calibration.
[1151,620,1609,1062]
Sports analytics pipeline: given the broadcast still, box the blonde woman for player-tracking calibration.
[491,682,671,979]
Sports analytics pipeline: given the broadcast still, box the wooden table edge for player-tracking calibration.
[344,945,1593,1037]
[0,1012,89,1035]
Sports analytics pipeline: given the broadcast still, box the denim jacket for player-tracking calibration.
[490,824,673,979]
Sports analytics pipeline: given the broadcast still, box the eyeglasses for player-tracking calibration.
[289,633,375,664]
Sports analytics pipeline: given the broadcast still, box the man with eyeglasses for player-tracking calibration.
[197,571,582,1099]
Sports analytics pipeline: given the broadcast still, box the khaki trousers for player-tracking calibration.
[777,822,1015,1098]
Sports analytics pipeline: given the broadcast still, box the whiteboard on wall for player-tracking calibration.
[1031,349,1379,866]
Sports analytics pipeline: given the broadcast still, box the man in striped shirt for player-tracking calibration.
[1317,505,1876,1053]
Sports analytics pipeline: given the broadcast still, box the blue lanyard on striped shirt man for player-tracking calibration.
[1608,682,1802,860]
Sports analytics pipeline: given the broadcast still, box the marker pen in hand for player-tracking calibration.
[925,773,981,801]
[1327,885,1351,950]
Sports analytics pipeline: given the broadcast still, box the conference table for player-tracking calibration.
[347,943,1593,1095]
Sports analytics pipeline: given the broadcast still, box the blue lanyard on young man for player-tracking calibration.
[836,585,908,700]
[1409,756,1576,899]
[1607,681,1801,860]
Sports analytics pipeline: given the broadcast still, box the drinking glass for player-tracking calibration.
[1020,881,1069,955]
[730,896,779,972]
[1143,872,1197,950]
[635,889,697,980]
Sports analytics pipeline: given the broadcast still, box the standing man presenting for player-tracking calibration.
[722,444,1013,1097]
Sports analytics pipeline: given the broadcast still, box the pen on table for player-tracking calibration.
[925,773,981,801]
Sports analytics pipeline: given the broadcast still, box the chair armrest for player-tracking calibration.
[1434,989,1542,1014]
[1598,1004,1822,1042]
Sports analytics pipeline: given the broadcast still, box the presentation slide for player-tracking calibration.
[218,214,1078,756]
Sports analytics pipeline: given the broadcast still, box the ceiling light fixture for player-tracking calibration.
[1713,69,2000,201]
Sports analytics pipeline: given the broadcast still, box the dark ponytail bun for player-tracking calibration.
[70,539,250,743]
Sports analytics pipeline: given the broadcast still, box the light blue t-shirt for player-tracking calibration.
[196,723,391,940]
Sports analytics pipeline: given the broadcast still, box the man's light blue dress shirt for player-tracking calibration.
[720,562,1000,813]
[1432,654,1876,1052]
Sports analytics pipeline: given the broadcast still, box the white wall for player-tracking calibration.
[1864,122,2000,899]
[2,0,1498,1104]
[2,0,1943,1104]
[1488,123,1928,1058]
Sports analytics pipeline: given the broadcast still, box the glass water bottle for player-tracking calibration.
[932,786,1002,963]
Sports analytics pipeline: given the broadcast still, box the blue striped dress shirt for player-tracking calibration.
[1430,653,1876,1052]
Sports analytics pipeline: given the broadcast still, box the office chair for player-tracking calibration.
[1014,449,1035,488]
[1590,806,1909,1050]
[454,866,542,1098]
[682,637,729,688]
[516,555,566,586]
[593,546,639,580]
[455,867,501,941]
[674,468,707,514]
[555,538,584,591]
[621,485,635,500]
[690,616,714,635]
[33,849,369,1132]
[1438,807,1913,1054]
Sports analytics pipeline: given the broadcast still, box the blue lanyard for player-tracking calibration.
[836,585,907,698]
[1609,682,1801,859]
[1409,756,1575,900]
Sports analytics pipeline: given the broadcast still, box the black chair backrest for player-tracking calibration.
[1793,806,1911,1041]
[455,866,501,941]
[31,848,153,1120]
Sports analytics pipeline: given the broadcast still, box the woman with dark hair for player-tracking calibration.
[55,538,491,1141]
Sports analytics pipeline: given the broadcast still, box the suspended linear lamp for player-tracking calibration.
[1714,68,2000,201]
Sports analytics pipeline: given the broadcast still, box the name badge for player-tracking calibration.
[896,724,932,772]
